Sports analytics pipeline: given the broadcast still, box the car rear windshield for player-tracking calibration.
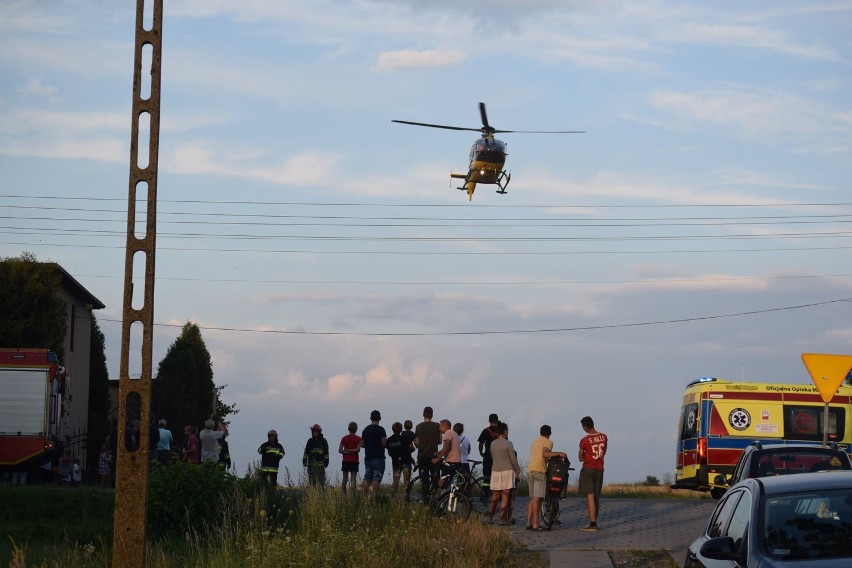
[764,489,852,560]
[750,450,850,478]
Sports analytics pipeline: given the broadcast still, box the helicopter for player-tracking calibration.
[392,102,584,201]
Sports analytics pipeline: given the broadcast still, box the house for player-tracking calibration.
[50,263,106,454]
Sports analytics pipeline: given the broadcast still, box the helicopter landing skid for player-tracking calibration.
[495,171,511,194]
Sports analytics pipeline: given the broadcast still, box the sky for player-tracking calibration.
[1,0,851,485]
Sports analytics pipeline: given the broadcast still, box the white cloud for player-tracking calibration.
[166,141,340,186]
[372,49,466,73]
[660,23,839,61]
[16,77,58,97]
[825,327,852,342]
[711,168,824,190]
[647,86,851,141]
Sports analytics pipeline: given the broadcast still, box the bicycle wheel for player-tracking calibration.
[472,476,491,505]
[539,493,559,529]
[434,490,472,521]
[405,474,428,503]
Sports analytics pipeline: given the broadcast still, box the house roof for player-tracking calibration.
[48,263,106,310]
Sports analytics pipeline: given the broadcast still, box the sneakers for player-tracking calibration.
[580,523,598,531]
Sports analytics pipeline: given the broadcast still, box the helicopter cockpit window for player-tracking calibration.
[472,138,507,163]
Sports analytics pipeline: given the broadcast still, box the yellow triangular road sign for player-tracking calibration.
[801,353,852,403]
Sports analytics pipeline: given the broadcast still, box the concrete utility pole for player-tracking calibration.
[112,1,163,566]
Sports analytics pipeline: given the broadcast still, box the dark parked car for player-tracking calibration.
[711,442,851,496]
[686,471,852,567]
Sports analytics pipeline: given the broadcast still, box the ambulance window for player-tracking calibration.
[783,406,845,442]
[680,403,699,440]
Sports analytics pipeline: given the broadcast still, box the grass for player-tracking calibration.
[1,476,705,567]
[2,484,535,568]
[0,486,114,567]
[597,483,711,499]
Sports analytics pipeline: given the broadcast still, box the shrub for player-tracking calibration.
[147,460,237,536]
[643,475,661,487]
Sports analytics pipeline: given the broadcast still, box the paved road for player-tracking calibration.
[494,497,718,567]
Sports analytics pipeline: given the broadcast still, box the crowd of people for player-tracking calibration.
[256,407,608,531]
[6,408,607,532]
[93,416,232,488]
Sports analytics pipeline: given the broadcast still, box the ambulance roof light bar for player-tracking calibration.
[686,376,718,387]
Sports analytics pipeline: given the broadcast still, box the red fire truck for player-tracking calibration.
[0,348,70,472]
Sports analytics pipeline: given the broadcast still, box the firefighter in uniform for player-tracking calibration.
[303,424,330,487]
[258,429,285,486]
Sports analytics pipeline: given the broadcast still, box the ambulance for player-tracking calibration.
[672,376,852,498]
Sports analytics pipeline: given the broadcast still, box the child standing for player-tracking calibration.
[58,450,73,487]
[72,457,82,487]
[386,422,414,498]
[338,422,361,493]
[98,443,112,488]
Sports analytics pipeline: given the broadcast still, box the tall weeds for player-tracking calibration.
[143,486,517,568]
[4,483,525,567]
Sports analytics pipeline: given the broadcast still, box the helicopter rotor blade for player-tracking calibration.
[391,120,483,133]
[491,129,586,134]
[479,102,491,133]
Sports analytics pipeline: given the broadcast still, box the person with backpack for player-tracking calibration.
[526,425,567,531]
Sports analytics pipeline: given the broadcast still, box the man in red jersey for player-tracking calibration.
[578,416,607,531]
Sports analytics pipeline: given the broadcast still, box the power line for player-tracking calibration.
[5,214,852,229]
[73,272,852,286]
[96,296,852,337]
[4,226,852,242]
[5,204,852,224]
[3,193,852,208]
[5,239,852,254]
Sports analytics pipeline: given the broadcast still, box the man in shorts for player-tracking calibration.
[578,416,607,531]
[361,410,387,495]
[526,425,567,531]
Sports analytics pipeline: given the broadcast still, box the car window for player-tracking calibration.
[708,490,743,538]
[751,449,850,479]
[764,490,852,560]
[731,447,752,481]
[725,490,752,552]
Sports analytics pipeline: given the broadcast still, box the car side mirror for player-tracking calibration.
[699,536,739,561]
[713,474,727,486]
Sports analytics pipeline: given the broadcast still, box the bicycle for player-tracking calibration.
[405,461,439,504]
[465,459,491,507]
[540,456,573,530]
[406,460,474,519]
[431,465,473,520]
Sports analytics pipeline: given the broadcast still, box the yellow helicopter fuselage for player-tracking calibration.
[451,137,508,200]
